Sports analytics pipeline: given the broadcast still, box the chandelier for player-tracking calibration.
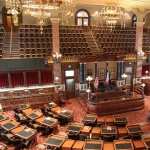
[99,4,125,28]
[5,0,22,26]
[58,0,74,25]
[22,0,62,33]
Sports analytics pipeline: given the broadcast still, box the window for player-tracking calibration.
[132,14,137,27]
[75,9,90,26]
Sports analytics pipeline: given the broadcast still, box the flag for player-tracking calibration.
[105,63,110,85]
[94,77,99,89]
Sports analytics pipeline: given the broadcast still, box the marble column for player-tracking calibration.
[135,21,144,78]
[51,18,62,83]
[8,73,12,88]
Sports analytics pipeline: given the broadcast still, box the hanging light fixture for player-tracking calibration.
[99,1,125,28]
[22,0,62,32]
[5,0,22,26]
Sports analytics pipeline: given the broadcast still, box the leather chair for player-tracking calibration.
[68,131,79,140]
[15,113,28,124]
[102,134,116,141]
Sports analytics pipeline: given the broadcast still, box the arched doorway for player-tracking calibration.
[75,9,90,26]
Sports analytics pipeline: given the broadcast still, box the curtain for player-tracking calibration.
[11,72,24,87]
[41,70,52,84]
[26,71,39,86]
[0,73,8,88]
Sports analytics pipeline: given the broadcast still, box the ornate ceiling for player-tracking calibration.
[71,0,150,10]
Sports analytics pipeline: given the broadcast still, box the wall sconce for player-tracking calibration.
[52,52,62,63]
[54,76,59,84]
[86,88,91,100]
[86,76,93,88]
[145,70,149,75]
[121,73,128,85]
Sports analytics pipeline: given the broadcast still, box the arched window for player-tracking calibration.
[75,9,90,26]
[132,14,137,27]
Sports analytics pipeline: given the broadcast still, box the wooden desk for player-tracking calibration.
[36,116,58,128]
[127,125,143,136]
[0,120,20,131]
[114,117,127,126]
[62,139,75,150]
[44,135,65,148]
[59,109,73,120]
[114,139,134,150]
[84,140,103,150]
[83,114,97,125]
[117,127,128,137]
[132,140,146,150]
[91,127,101,139]
[144,138,150,149]
[101,126,117,140]
[97,117,105,125]
[101,126,117,136]
[23,109,43,120]
[67,123,83,133]
[51,106,62,114]
[80,126,92,135]
[16,104,31,112]
[103,142,114,150]
[72,141,85,150]
[0,113,8,122]
[11,126,25,134]
[12,126,37,140]
[105,116,114,125]
[22,108,33,115]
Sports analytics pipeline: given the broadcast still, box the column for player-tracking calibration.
[8,72,12,88]
[79,63,84,83]
[94,63,98,78]
[135,17,144,78]
[117,61,123,80]
[51,18,62,83]
[84,63,87,82]
[135,21,144,51]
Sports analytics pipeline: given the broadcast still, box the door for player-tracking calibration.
[65,70,75,98]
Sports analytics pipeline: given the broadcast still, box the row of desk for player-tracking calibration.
[42,134,150,150]
[66,122,144,140]
[0,113,36,140]
[82,114,128,126]
[0,102,73,149]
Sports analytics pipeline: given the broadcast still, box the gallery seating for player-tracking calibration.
[19,25,52,58]
[92,26,136,55]
[60,26,91,56]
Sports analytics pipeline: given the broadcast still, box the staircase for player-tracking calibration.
[83,29,103,55]
[2,31,20,58]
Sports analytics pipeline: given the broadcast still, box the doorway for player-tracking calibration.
[65,70,75,97]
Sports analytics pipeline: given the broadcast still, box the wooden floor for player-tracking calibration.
[3,96,150,150]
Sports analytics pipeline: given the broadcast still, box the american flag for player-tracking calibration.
[94,77,99,89]
[105,63,110,85]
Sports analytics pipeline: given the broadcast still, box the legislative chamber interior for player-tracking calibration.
[0,0,150,150]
